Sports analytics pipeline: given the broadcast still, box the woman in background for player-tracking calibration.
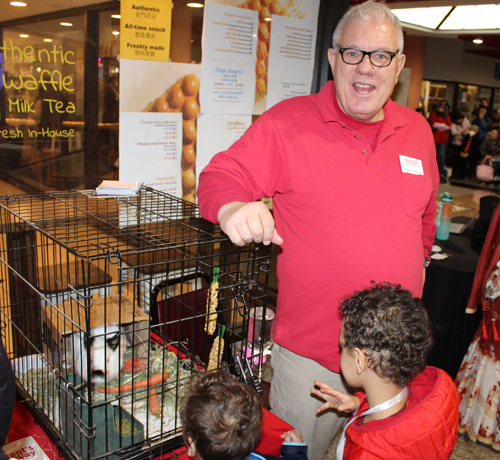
[430,105,452,182]
[450,111,471,157]
[456,200,500,449]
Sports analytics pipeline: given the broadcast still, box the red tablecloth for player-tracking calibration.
[8,399,293,459]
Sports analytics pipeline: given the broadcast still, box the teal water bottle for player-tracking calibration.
[436,192,454,240]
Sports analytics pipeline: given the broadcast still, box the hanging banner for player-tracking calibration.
[201,0,321,115]
[119,0,189,199]
[119,59,201,200]
[120,0,172,62]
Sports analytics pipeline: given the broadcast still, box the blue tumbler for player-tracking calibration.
[436,192,454,241]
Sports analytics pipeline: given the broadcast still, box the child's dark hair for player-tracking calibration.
[180,371,263,460]
[340,282,433,387]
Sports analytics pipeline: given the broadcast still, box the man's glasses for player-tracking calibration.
[338,48,398,68]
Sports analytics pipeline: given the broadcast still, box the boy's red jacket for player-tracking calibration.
[344,367,459,459]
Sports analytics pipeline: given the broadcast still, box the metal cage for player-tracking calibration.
[0,188,273,460]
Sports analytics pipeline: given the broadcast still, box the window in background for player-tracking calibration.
[458,84,493,119]
[97,8,120,182]
[421,81,451,118]
[1,15,84,192]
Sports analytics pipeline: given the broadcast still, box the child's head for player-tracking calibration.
[180,371,263,460]
[340,282,433,387]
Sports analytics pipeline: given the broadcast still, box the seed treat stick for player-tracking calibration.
[205,268,219,335]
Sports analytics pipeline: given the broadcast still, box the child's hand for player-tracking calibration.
[281,430,304,443]
[311,380,360,413]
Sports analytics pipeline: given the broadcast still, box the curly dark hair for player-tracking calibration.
[180,371,263,460]
[340,282,433,387]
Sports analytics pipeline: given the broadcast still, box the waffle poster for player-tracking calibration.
[201,0,321,115]
[120,0,191,199]
[119,60,201,200]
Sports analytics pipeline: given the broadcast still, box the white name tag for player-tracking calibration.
[399,155,424,175]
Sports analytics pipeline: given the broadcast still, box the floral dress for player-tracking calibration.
[456,260,500,449]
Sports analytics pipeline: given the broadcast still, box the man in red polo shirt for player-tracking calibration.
[197,2,439,459]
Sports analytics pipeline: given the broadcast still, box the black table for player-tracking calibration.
[422,221,482,379]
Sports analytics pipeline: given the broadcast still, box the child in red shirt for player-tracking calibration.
[311,282,459,460]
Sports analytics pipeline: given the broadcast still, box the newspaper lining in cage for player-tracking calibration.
[0,188,273,460]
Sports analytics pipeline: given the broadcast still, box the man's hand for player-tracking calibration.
[217,201,283,247]
[281,430,304,443]
[311,380,360,413]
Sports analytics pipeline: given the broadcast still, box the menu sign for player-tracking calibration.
[200,3,258,114]
[266,15,316,108]
[196,113,251,184]
[120,112,182,194]
[119,58,201,199]
[120,0,172,62]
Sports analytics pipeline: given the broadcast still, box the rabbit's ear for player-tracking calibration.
[106,334,121,351]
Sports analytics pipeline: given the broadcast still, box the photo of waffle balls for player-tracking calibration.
[144,74,200,203]
[238,0,291,96]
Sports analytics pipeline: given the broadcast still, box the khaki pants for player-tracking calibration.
[269,344,350,460]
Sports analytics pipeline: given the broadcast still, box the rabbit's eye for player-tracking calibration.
[106,334,121,351]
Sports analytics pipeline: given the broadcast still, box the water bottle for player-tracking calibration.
[436,192,454,240]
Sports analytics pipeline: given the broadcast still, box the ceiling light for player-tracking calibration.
[187,3,204,7]
[19,34,29,38]
[10,2,27,6]
[112,31,120,35]
[43,38,52,42]
[392,4,500,32]
[476,4,500,28]
[473,38,483,44]
[111,14,121,19]
[60,22,73,27]
[441,5,496,30]
[392,7,452,30]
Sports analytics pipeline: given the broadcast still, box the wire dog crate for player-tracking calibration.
[0,188,273,460]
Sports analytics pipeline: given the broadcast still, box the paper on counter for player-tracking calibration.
[4,436,51,460]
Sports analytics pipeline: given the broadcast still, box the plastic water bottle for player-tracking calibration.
[436,192,454,240]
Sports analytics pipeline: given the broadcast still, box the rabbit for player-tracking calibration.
[72,325,128,384]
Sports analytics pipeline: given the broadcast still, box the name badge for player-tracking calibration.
[399,155,424,175]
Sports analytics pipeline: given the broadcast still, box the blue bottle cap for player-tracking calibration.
[441,192,454,203]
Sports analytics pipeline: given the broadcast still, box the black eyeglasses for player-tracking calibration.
[338,48,398,68]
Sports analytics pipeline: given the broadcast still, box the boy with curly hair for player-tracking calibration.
[180,371,307,460]
[311,282,459,460]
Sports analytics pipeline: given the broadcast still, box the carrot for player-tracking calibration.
[124,358,146,373]
[94,372,167,393]
[149,388,161,417]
